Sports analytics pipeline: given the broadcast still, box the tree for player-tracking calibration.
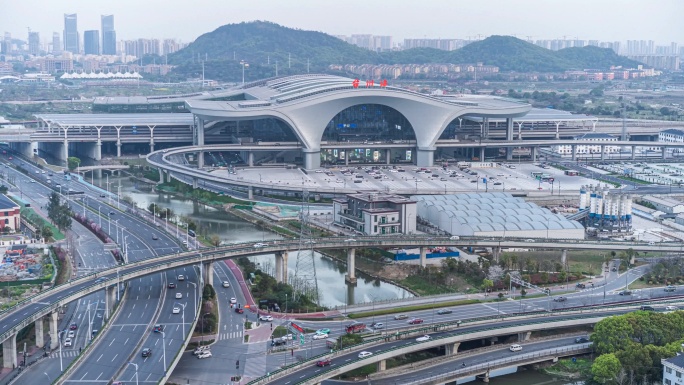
[591,316,634,354]
[148,203,160,215]
[482,279,493,294]
[67,156,81,171]
[41,226,53,239]
[591,353,621,384]
[209,234,221,247]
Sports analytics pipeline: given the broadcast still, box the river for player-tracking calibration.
[103,175,414,308]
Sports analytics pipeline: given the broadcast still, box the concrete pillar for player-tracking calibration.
[561,249,567,265]
[35,317,45,348]
[198,151,205,169]
[416,148,435,167]
[105,285,116,320]
[662,147,667,160]
[63,139,69,167]
[345,151,349,166]
[555,122,560,139]
[149,140,155,153]
[275,252,289,283]
[377,359,386,372]
[197,118,205,168]
[203,261,214,287]
[2,333,17,369]
[192,178,198,189]
[506,118,514,141]
[445,342,460,356]
[506,147,513,161]
[419,247,427,268]
[492,247,501,263]
[248,151,254,167]
[158,169,164,183]
[531,146,537,162]
[303,149,321,170]
[345,248,357,284]
[600,145,606,160]
[482,370,490,383]
[517,331,531,342]
[479,147,485,161]
[166,171,172,183]
[95,140,102,161]
[116,141,122,158]
[386,149,391,165]
[631,146,636,160]
[571,145,577,161]
[49,311,59,349]
[248,186,253,200]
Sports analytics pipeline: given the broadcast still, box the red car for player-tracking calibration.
[69,322,78,330]
[408,318,424,325]
[235,308,244,314]
[316,359,332,367]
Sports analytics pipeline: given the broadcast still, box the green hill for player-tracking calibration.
[168,22,644,81]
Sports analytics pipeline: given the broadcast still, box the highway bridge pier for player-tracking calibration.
[345,248,357,284]
[275,251,288,284]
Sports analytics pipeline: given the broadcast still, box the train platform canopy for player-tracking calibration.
[413,192,584,239]
[35,113,194,128]
[464,107,597,125]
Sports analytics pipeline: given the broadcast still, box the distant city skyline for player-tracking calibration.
[1,0,682,46]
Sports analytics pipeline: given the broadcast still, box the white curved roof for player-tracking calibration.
[60,72,143,80]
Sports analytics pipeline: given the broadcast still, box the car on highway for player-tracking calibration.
[230,297,237,304]
[153,324,164,333]
[141,348,152,357]
[168,282,176,289]
[67,330,75,338]
[316,328,331,335]
[370,322,384,329]
[394,314,408,320]
[344,238,356,242]
[574,337,590,343]
[509,344,523,352]
[152,235,158,240]
[553,296,567,302]
[259,315,273,322]
[437,309,453,315]
[639,305,655,311]
[666,305,679,312]
[619,290,632,296]
[177,275,185,281]
[193,346,210,355]
[416,335,431,342]
[235,308,244,314]
[358,351,373,358]
[197,351,212,359]
[64,338,72,347]
[316,358,332,367]
[665,285,676,292]
[253,242,266,248]
[69,322,78,330]
[222,281,230,288]
[313,332,328,340]
[304,240,316,244]
[175,293,183,299]
[408,318,424,325]
[172,306,181,314]
[280,333,294,341]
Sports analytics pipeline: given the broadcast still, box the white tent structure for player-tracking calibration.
[60,71,143,80]
[412,193,584,239]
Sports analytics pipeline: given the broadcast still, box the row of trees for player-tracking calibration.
[591,311,684,384]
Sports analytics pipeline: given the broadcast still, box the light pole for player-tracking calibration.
[240,60,249,86]
[82,196,86,217]
[114,219,120,243]
[128,362,139,385]
[160,331,167,371]
[98,206,102,228]
[123,235,129,263]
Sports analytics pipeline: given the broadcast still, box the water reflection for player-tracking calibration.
[107,176,414,307]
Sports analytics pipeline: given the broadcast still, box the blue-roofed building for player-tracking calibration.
[662,353,684,385]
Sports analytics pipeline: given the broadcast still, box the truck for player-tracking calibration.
[345,322,366,334]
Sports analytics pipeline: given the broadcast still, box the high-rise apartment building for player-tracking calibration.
[52,32,61,54]
[84,30,100,55]
[63,14,79,54]
[28,32,40,55]
[2,33,12,54]
[101,15,116,55]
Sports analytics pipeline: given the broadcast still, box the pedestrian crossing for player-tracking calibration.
[218,331,243,340]
[49,350,79,359]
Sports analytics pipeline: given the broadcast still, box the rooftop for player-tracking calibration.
[346,192,416,204]
[35,113,194,127]
[642,195,684,208]
[0,194,20,211]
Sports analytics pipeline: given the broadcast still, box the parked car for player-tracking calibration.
[358,351,373,358]
[574,337,590,343]
[316,358,332,367]
[141,348,152,357]
[509,344,523,352]
[416,335,431,342]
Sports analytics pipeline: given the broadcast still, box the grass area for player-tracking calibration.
[400,275,454,295]
[595,178,621,188]
[617,175,651,185]
[386,351,442,370]
[245,321,252,330]
[272,326,289,338]
[506,250,611,276]
[19,206,65,241]
[543,357,593,379]
[348,299,480,319]
[336,363,376,380]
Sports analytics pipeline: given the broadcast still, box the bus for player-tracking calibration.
[531,171,543,178]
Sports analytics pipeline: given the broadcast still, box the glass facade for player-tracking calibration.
[212,118,298,142]
[322,104,416,143]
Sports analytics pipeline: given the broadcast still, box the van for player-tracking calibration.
[449,236,460,240]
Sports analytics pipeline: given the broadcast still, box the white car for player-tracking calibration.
[253,243,266,248]
[665,305,679,311]
[175,293,183,299]
[230,297,237,304]
[510,344,523,352]
[177,275,185,281]
[281,333,294,341]
[197,351,212,359]
[64,337,72,347]
[344,238,356,242]
[416,335,431,342]
[172,306,181,314]
[358,351,373,358]
[313,333,328,340]
[67,330,75,338]
[259,315,273,322]
[222,281,230,288]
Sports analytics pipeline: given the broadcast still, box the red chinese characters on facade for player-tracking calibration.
[351,79,388,88]
[380,79,388,88]
[352,79,360,88]
[365,79,374,88]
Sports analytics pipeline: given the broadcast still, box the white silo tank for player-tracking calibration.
[626,195,633,220]
[589,186,597,218]
[579,185,587,210]
[619,195,627,221]
[596,189,604,218]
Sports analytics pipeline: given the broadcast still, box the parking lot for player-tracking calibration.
[210,163,593,194]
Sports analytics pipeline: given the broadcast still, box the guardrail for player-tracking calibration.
[244,298,684,385]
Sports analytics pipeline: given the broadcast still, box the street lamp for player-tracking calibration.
[128,362,139,385]
[240,60,249,86]
[98,206,102,228]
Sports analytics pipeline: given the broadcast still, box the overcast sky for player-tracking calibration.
[2,0,682,45]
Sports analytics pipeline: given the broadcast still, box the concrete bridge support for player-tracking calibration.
[248,186,254,200]
[203,261,214,287]
[275,252,289,284]
[2,333,17,369]
[35,317,45,348]
[416,148,435,167]
[105,285,117,320]
[192,178,198,189]
[662,147,667,160]
[491,247,502,263]
[10,142,37,159]
[561,249,567,265]
[479,147,486,161]
[506,147,513,161]
[571,145,577,161]
[149,140,155,154]
[531,146,537,161]
[386,149,391,165]
[600,145,606,161]
[248,151,254,167]
[72,142,102,162]
[444,342,461,356]
[377,359,386,372]
[303,150,321,170]
[631,146,636,160]
[345,248,357,284]
[419,247,427,268]
[506,118,514,141]
[481,370,490,383]
[517,331,531,342]
[49,311,59,349]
